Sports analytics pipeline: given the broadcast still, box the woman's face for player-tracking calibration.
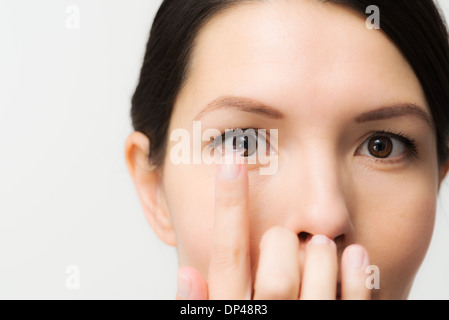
[135,0,447,299]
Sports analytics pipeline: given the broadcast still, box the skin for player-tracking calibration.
[125,0,449,299]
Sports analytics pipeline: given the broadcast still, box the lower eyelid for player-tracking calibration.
[361,154,414,168]
[356,140,418,166]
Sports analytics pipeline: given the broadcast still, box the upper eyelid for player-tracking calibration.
[207,128,269,148]
[356,130,413,147]
[357,130,419,162]
[365,130,417,149]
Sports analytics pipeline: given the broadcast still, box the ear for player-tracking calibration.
[438,156,449,191]
[125,131,177,246]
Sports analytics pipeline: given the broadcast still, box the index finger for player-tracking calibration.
[208,154,251,300]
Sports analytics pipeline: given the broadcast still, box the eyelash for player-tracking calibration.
[207,127,265,150]
[361,129,419,164]
[207,128,419,163]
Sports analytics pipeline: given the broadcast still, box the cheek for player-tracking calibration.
[163,164,216,275]
[163,165,275,278]
[354,164,438,294]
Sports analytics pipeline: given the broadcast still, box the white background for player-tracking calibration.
[1,0,449,299]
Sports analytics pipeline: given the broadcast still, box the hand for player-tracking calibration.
[176,159,371,300]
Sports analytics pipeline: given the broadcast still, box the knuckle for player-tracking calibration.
[343,286,371,300]
[210,246,244,272]
[215,180,246,209]
[256,274,297,299]
[215,190,243,209]
[215,196,242,209]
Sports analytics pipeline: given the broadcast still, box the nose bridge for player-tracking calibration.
[284,142,353,241]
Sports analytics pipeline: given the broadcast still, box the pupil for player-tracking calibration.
[233,137,248,148]
[369,136,392,158]
[229,132,258,157]
[373,139,385,152]
[233,136,249,156]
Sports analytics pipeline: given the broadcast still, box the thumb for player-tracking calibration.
[176,266,208,300]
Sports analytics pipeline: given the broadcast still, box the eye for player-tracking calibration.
[232,132,257,156]
[364,136,399,158]
[208,128,269,158]
[357,131,418,160]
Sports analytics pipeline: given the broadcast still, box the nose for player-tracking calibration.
[282,147,354,245]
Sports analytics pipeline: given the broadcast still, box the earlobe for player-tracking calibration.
[125,131,177,247]
[438,157,449,191]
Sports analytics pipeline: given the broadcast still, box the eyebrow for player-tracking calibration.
[354,104,434,129]
[193,96,284,120]
[194,95,434,129]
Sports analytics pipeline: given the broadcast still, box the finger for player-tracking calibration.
[341,244,371,300]
[253,226,300,300]
[176,266,208,300]
[300,235,338,300]
[208,154,251,300]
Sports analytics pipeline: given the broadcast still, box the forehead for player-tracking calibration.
[178,0,427,121]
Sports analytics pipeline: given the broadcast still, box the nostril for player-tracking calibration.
[333,234,345,247]
[298,232,345,246]
[298,232,311,243]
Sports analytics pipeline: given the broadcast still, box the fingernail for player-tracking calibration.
[220,155,241,181]
[177,269,191,299]
[308,234,334,247]
[347,245,367,269]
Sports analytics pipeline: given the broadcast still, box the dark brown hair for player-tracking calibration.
[131,0,449,170]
